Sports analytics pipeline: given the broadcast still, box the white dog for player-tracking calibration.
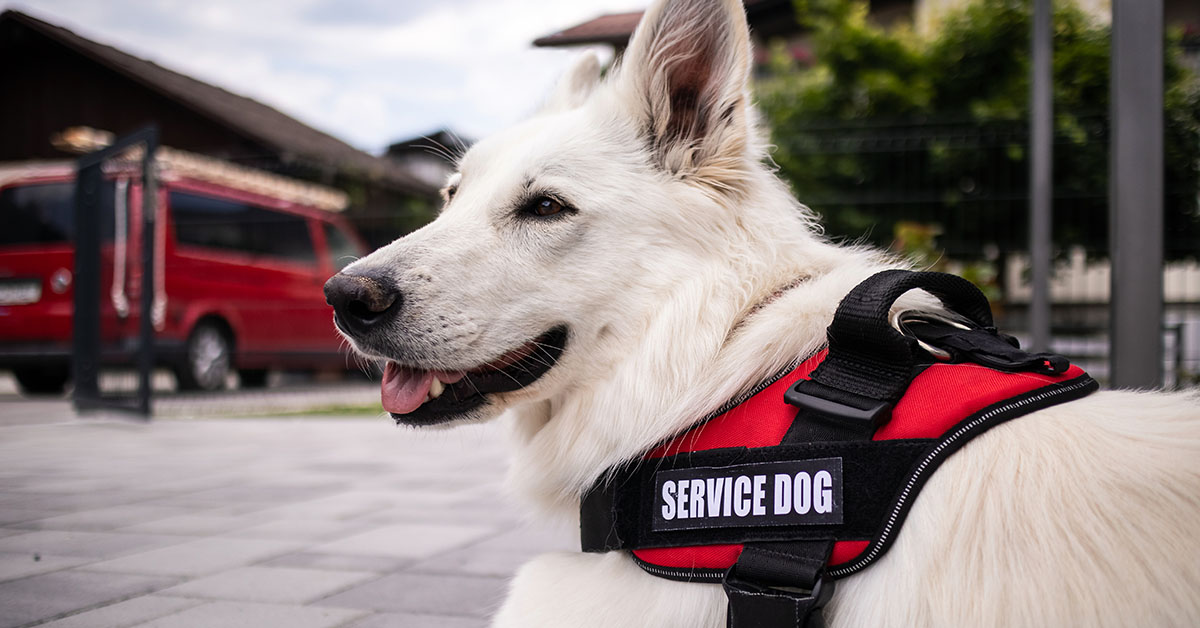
[325,0,1200,625]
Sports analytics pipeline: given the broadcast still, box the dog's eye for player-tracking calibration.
[528,197,568,217]
[441,185,458,203]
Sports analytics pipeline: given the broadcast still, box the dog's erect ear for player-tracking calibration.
[618,0,753,185]
[542,52,603,113]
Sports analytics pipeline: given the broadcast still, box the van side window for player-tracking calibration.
[171,192,315,264]
[1,181,116,245]
[248,211,315,264]
[323,223,360,272]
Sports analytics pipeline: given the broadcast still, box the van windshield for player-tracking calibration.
[0,181,116,247]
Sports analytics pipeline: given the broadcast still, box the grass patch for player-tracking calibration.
[245,403,386,418]
[276,403,385,417]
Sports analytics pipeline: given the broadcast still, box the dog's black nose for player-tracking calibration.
[324,272,401,333]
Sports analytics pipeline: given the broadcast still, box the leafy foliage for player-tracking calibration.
[758,0,1200,262]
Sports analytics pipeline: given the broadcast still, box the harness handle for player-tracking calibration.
[819,270,994,401]
[782,271,996,441]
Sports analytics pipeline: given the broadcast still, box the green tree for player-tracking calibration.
[757,0,1200,265]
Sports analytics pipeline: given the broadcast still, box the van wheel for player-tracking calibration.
[177,322,231,391]
[239,369,268,388]
[13,366,69,395]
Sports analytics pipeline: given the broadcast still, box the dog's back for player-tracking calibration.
[831,387,1200,627]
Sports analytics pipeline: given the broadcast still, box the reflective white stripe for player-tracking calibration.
[151,186,167,331]
[110,178,130,318]
[827,377,1095,578]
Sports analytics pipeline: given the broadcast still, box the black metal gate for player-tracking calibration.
[72,126,158,417]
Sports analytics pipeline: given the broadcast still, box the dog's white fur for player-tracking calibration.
[341,0,1200,625]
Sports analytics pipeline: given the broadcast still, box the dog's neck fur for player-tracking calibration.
[506,171,899,518]
[498,0,909,518]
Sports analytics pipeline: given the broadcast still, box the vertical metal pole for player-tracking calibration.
[1029,0,1053,352]
[1109,0,1164,388]
[136,132,158,417]
[72,164,103,408]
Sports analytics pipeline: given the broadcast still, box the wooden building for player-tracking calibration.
[0,10,438,248]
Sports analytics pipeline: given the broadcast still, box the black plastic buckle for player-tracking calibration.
[784,379,893,433]
[724,569,835,628]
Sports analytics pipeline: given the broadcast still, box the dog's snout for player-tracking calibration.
[324,272,401,332]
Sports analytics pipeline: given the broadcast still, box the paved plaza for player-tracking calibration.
[0,393,574,627]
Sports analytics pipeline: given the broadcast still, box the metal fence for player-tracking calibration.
[776,116,1200,386]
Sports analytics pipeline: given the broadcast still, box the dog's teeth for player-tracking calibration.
[429,378,445,400]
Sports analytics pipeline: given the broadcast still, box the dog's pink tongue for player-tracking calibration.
[381,362,434,415]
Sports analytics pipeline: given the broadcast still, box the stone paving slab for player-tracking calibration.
[259,551,412,574]
[34,596,202,628]
[0,530,185,560]
[13,478,152,496]
[408,546,540,579]
[350,612,488,628]
[0,553,89,584]
[247,492,404,522]
[219,518,370,542]
[180,483,344,505]
[138,499,278,517]
[0,570,178,628]
[158,566,376,604]
[0,512,54,528]
[116,513,266,537]
[0,400,570,627]
[0,399,82,428]
[311,522,495,560]
[315,572,508,618]
[17,505,195,532]
[466,522,576,553]
[84,537,302,578]
[0,490,176,514]
[130,600,368,628]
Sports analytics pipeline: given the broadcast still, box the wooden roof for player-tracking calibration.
[533,12,644,48]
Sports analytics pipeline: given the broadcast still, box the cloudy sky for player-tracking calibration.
[4,0,645,153]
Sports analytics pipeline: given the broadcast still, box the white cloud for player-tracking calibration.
[5,0,643,152]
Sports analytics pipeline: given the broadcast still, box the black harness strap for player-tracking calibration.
[725,539,835,628]
[577,270,1085,628]
[730,271,1026,628]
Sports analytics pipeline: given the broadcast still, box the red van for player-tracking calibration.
[0,151,366,394]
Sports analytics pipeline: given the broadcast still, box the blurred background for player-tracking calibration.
[0,0,1197,416]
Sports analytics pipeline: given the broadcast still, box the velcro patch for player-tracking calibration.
[651,458,843,532]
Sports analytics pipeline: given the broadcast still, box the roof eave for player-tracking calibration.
[533,34,631,48]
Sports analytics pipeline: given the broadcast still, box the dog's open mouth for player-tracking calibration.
[382,326,568,426]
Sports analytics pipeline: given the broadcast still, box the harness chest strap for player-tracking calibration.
[577,271,1099,628]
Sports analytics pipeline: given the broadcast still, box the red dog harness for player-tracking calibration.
[579,271,1097,628]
